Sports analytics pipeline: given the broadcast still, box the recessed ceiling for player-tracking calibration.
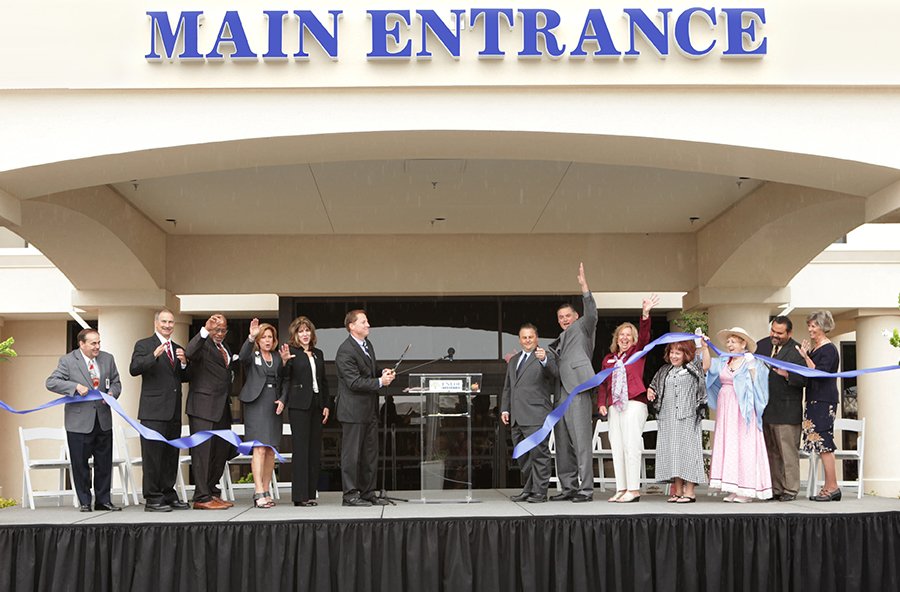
[112,159,762,235]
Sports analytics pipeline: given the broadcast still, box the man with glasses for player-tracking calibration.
[185,313,236,509]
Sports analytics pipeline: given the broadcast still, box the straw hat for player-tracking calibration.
[716,327,757,353]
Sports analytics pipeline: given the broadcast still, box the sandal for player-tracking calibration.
[667,494,682,503]
[253,493,275,509]
[675,496,696,503]
[607,491,625,503]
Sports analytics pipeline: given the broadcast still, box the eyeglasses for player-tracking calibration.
[211,328,228,335]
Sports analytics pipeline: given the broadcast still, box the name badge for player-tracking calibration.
[255,357,262,366]
[105,378,111,389]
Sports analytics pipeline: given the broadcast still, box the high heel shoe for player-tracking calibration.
[812,488,842,502]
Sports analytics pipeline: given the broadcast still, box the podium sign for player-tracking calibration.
[408,373,482,503]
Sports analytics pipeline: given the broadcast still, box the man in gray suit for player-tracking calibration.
[551,263,598,502]
[501,323,559,503]
[756,316,808,501]
[46,328,123,512]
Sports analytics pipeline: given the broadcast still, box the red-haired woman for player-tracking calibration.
[647,340,707,502]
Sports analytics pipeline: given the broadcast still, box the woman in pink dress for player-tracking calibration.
[701,327,772,502]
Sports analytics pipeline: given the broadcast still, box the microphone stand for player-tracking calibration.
[375,348,454,503]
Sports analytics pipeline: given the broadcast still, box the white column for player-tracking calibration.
[855,314,900,498]
[97,307,155,420]
[706,304,771,346]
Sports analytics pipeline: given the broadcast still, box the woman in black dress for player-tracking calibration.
[797,310,842,502]
[279,316,332,506]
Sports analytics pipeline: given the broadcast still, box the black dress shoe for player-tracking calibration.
[294,500,313,507]
[526,494,547,503]
[571,494,593,503]
[168,500,191,510]
[342,497,373,507]
[95,503,122,512]
[549,491,576,501]
[510,492,532,502]
[144,503,173,513]
[79,504,92,513]
[778,493,797,502]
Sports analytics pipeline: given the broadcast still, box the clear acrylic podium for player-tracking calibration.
[407,373,483,503]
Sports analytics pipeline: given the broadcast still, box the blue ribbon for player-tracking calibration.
[2,390,285,462]
[513,331,900,459]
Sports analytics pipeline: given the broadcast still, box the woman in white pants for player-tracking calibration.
[598,294,659,503]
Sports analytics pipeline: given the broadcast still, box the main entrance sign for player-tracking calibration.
[146,7,767,62]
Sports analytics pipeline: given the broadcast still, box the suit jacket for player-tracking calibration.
[757,337,807,425]
[46,349,122,434]
[130,335,188,422]
[237,338,284,403]
[500,349,559,427]
[185,331,233,422]
[334,335,381,424]
[279,346,332,411]
[554,291,598,399]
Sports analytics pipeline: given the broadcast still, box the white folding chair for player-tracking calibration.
[118,423,143,505]
[592,420,613,491]
[178,425,228,501]
[18,427,76,509]
[223,424,280,500]
[639,420,659,487]
[807,417,866,499]
[700,419,718,496]
[548,430,561,492]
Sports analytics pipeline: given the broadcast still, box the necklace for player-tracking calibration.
[262,353,273,368]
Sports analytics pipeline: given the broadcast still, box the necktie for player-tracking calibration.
[772,344,781,357]
[361,340,370,357]
[516,352,529,376]
[88,360,100,389]
[216,342,229,366]
[166,341,175,366]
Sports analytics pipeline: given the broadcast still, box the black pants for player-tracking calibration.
[67,417,113,506]
[289,406,324,502]
[188,413,233,502]
[341,416,378,501]
[140,418,182,505]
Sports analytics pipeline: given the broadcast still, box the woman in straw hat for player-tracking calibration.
[700,327,772,502]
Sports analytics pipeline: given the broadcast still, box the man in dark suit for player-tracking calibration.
[550,263,598,502]
[756,315,808,502]
[334,309,396,506]
[185,313,235,510]
[46,328,123,512]
[129,308,190,512]
[501,323,559,503]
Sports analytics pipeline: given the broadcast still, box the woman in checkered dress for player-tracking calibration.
[648,340,708,502]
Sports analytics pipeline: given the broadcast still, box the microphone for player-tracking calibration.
[446,347,455,361]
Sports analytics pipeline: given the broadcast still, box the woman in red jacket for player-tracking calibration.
[598,294,659,503]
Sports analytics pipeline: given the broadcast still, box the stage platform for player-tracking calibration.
[2,489,898,591]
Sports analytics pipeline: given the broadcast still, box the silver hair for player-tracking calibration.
[806,310,835,334]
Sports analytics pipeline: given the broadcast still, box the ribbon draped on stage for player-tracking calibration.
[513,331,900,459]
[1,390,284,461]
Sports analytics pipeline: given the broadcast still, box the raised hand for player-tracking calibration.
[248,318,260,340]
[204,314,225,333]
[577,262,589,293]
[279,343,295,363]
[642,293,660,317]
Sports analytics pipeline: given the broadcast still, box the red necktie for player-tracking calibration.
[88,361,100,388]
[166,341,175,366]
[216,342,229,367]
